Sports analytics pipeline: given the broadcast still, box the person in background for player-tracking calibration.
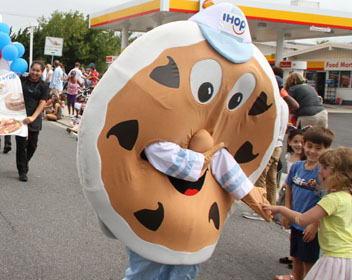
[59,93,66,117]
[0,135,12,153]
[277,127,305,269]
[272,66,300,113]
[68,62,84,85]
[66,101,86,134]
[84,63,99,88]
[274,126,335,280]
[44,64,53,87]
[44,94,62,121]
[284,72,328,128]
[60,63,68,90]
[66,71,82,116]
[262,147,352,280]
[17,61,48,182]
[49,60,63,97]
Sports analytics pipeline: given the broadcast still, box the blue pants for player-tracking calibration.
[123,247,201,280]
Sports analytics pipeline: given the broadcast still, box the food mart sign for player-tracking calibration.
[325,59,352,70]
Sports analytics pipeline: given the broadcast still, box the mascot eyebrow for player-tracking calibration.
[150,56,180,88]
[249,91,272,116]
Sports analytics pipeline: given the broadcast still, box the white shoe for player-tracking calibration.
[242,212,264,221]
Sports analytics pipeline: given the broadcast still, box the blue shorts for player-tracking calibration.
[290,227,320,263]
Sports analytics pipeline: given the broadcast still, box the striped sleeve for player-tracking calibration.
[144,142,204,182]
[211,149,253,200]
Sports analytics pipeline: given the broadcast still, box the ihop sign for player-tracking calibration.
[220,12,247,38]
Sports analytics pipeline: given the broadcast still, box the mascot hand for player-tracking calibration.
[241,187,272,222]
[202,142,225,171]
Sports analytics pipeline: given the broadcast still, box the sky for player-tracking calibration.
[1,0,352,42]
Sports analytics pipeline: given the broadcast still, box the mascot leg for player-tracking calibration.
[123,248,201,280]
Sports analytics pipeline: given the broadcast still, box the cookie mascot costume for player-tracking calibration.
[78,3,281,279]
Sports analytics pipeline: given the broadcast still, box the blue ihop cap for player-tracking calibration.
[189,3,253,63]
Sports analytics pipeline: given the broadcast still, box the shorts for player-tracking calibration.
[66,94,77,107]
[290,227,320,263]
[297,110,328,128]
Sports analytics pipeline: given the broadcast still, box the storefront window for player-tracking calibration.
[305,71,316,87]
[329,71,339,87]
[340,71,351,88]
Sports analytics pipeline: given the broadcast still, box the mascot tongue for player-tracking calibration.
[185,189,199,196]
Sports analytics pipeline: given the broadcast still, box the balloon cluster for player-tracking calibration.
[0,22,28,75]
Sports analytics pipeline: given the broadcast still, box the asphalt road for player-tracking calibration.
[0,112,350,280]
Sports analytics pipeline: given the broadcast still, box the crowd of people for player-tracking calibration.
[41,60,98,134]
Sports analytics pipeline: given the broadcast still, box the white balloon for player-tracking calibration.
[0,58,11,75]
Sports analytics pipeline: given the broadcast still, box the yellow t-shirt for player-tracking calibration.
[318,191,352,258]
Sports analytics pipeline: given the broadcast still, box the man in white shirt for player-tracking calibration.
[49,60,63,96]
[68,62,84,85]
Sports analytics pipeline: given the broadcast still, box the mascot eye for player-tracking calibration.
[190,59,222,104]
[227,73,256,111]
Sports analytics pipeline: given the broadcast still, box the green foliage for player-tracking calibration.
[11,10,122,73]
[317,40,329,45]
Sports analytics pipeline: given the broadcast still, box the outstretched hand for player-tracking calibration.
[260,203,281,214]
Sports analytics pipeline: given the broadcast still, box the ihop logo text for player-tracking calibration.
[222,13,246,35]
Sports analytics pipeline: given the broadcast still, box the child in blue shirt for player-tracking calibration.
[278,126,335,280]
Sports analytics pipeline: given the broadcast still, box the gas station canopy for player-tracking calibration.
[90,0,352,42]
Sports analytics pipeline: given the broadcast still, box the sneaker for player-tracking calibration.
[19,174,28,182]
[3,146,11,154]
[242,212,264,221]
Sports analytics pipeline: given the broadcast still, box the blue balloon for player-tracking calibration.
[0,23,10,35]
[0,32,11,49]
[12,42,25,58]
[10,58,28,75]
[2,44,18,61]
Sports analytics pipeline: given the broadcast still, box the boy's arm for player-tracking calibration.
[285,184,292,209]
[281,184,292,229]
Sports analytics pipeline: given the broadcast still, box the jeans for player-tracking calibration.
[123,247,201,280]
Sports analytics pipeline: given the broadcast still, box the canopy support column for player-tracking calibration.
[275,30,284,66]
[121,23,131,51]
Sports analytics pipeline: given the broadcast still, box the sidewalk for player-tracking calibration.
[323,104,352,113]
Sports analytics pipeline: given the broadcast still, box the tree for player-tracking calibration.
[11,10,121,73]
[317,40,329,44]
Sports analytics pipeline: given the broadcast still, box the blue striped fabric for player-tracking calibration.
[165,149,197,179]
[177,150,196,179]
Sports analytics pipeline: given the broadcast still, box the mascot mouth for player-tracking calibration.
[167,170,207,196]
